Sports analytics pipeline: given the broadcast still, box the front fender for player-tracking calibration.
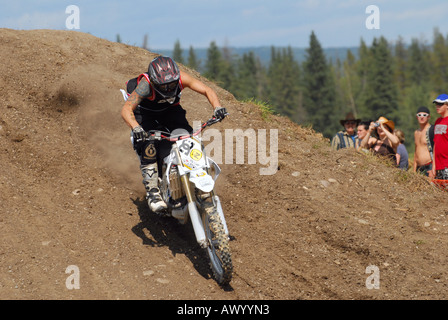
[189,169,215,193]
[207,157,221,181]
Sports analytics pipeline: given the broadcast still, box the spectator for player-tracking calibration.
[331,112,360,150]
[395,129,409,170]
[431,94,448,180]
[356,121,375,151]
[359,116,400,165]
[413,106,434,177]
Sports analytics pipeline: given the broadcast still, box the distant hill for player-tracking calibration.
[152,46,359,69]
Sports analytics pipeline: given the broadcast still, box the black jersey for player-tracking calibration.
[126,73,183,113]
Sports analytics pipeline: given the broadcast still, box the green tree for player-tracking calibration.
[396,38,432,150]
[407,38,430,87]
[394,36,408,93]
[430,28,448,92]
[267,47,302,122]
[355,38,373,119]
[333,57,353,125]
[340,50,362,118]
[173,39,184,64]
[204,41,222,82]
[363,37,398,120]
[231,51,260,100]
[187,46,200,71]
[204,41,235,91]
[230,51,268,113]
[302,31,337,138]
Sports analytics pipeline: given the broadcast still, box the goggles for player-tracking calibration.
[157,81,178,93]
[416,113,429,117]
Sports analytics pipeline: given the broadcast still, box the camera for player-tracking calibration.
[374,122,380,127]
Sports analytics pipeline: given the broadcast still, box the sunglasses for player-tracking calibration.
[435,102,446,107]
[416,113,429,117]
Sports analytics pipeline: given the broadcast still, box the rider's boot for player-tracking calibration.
[141,163,167,213]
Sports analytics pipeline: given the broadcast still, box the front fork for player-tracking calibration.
[173,146,208,248]
[175,147,229,247]
[181,174,207,248]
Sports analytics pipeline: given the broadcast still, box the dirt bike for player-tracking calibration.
[144,115,233,286]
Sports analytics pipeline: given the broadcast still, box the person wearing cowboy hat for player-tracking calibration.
[331,112,361,150]
[359,116,400,165]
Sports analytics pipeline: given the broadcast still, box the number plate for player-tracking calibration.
[176,137,207,172]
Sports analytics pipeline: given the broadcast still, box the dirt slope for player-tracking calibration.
[2,29,448,300]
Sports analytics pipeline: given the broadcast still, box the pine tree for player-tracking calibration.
[333,57,353,125]
[430,28,448,93]
[204,41,222,82]
[264,47,279,110]
[407,38,430,87]
[399,38,432,150]
[394,36,408,93]
[218,43,236,92]
[204,41,235,91]
[302,31,337,138]
[172,39,184,64]
[267,47,301,121]
[341,50,362,118]
[187,46,200,71]
[363,37,398,120]
[356,38,372,120]
[231,52,259,100]
[253,54,268,102]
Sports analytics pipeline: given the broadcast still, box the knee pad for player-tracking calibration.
[139,140,157,165]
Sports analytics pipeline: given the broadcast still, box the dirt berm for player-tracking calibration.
[2,29,448,300]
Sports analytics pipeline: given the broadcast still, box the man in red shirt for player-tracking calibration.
[432,94,448,179]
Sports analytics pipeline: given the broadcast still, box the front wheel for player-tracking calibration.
[201,201,233,285]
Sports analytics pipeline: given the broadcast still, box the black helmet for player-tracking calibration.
[148,56,180,99]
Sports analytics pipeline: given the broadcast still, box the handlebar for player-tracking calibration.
[145,114,227,142]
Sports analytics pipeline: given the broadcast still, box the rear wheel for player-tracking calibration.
[201,200,233,285]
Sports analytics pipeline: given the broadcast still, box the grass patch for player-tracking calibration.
[395,169,414,183]
[243,98,275,121]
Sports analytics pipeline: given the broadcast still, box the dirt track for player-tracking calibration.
[2,29,448,300]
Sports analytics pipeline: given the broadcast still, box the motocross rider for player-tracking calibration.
[121,56,226,213]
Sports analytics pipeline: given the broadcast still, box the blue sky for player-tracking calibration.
[1,0,448,49]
